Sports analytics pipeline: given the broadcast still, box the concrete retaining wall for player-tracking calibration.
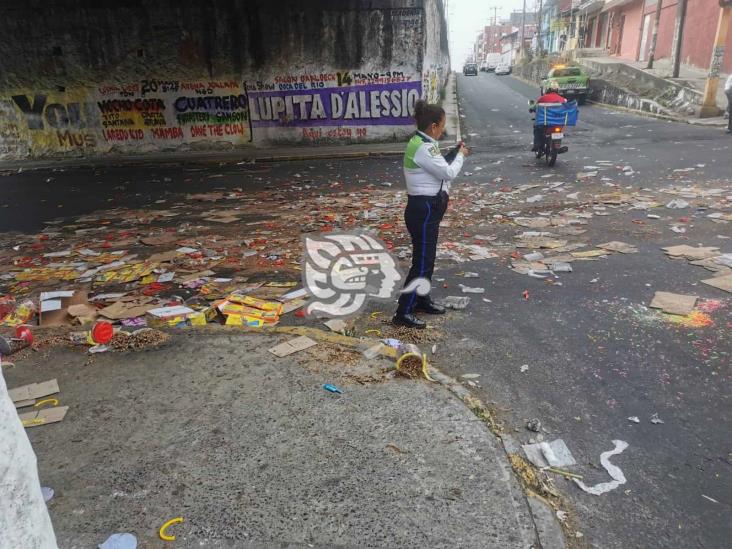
[0,0,450,161]
[513,56,700,117]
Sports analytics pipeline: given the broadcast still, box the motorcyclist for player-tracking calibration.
[531,86,567,152]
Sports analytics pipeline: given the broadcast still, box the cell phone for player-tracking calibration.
[443,142,464,164]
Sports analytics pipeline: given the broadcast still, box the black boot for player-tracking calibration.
[392,313,426,329]
[415,298,446,315]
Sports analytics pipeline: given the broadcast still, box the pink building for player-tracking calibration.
[589,0,731,74]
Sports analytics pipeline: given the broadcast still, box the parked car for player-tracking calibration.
[540,65,589,104]
[486,62,498,72]
[463,63,478,76]
[495,63,511,75]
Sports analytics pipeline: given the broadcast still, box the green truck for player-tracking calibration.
[540,65,590,105]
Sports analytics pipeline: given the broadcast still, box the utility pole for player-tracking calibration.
[670,0,688,78]
[700,5,732,117]
[537,0,544,55]
[520,0,527,60]
[493,6,499,52]
[646,0,663,69]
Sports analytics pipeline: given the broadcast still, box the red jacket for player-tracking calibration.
[537,92,567,104]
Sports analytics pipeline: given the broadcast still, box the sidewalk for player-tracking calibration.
[6,332,540,548]
[0,142,405,172]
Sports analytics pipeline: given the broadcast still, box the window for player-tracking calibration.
[551,67,582,77]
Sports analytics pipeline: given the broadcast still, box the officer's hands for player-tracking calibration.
[459,144,470,157]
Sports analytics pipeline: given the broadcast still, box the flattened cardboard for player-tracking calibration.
[649,291,698,316]
[141,234,179,246]
[148,250,180,263]
[268,336,317,357]
[98,300,156,320]
[179,270,216,283]
[324,319,347,333]
[67,303,98,318]
[281,298,308,314]
[19,406,69,428]
[39,290,89,327]
[701,274,732,293]
[204,216,240,224]
[9,379,59,406]
[662,245,720,261]
[598,241,638,254]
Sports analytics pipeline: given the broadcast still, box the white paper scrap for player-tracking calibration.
[573,440,629,496]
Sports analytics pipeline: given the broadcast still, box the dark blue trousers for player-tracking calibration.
[396,191,449,315]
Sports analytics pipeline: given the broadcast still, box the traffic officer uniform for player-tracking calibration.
[395,131,465,323]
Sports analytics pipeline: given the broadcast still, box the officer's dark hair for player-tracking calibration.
[414,100,445,131]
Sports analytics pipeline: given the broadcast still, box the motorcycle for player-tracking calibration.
[529,99,571,167]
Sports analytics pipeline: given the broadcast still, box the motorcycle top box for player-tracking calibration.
[534,100,579,127]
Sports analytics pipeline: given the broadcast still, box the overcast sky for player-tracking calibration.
[446,0,539,64]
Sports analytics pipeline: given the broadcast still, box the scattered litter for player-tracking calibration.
[441,296,470,309]
[627,416,640,423]
[460,373,481,379]
[573,440,629,496]
[702,494,719,504]
[41,486,54,502]
[701,274,732,293]
[526,418,542,432]
[323,383,342,394]
[522,439,576,468]
[19,406,69,428]
[520,364,529,373]
[323,319,347,333]
[598,241,638,254]
[268,336,317,357]
[459,285,485,294]
[550,262,572,273]
[8,379,59,408]
[650,413,664,424]
[99,533,137,549]
[159,517,184,542]
[649,291,698,316]
[666,199,690,209]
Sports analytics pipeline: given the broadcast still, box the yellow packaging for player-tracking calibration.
[218,302,279,322]
[230,295,283,315]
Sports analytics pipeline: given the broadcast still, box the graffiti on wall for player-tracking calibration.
[245,70,422,143]
[0,67,439,157]
[0,79,252,157]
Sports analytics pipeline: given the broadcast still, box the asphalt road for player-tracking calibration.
[445,72,731,548]
[0,73,729,548]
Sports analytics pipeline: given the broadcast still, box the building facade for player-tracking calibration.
[536,0,731,74]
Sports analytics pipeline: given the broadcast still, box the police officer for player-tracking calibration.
[393,100,469,329]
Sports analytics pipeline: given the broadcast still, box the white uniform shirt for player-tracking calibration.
[403,131,465,196]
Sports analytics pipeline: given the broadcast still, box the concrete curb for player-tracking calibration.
[443,72,462,142]
[0,147,406,171]
[427,365,568,549]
